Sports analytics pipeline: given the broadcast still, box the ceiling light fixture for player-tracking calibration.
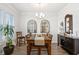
[35,3,46,18]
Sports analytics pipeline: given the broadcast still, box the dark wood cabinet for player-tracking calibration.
[58,34,79,54]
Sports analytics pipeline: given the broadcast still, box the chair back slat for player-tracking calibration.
[16,32,22,38]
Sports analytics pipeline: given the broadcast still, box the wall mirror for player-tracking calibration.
[41,20,50,33]
[27,20,37,33]
[65,14,73,34]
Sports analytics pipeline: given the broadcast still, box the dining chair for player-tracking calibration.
[16,32,25,46]
[29,35,48,55]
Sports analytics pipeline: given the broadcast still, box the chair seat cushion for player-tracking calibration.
[17,36,25,39]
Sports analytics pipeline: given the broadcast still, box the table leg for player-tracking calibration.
[27,44,31,55]
[47,42,51,55]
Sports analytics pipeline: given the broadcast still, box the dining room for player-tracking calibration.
[1,3,79,55]
[13,3,63,55]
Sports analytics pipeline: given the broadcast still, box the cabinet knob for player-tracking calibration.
[63,41,64,42]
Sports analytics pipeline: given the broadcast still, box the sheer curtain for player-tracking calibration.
[0,10,5,54]
[0,11,4,41]
[0,10,14,54]
[5,13,14,26]
[0,10,14,41]
[5,13,14,39]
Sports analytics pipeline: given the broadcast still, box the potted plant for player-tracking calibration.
[0,24,14,55]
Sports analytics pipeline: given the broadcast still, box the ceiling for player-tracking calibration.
[11,3,67,13]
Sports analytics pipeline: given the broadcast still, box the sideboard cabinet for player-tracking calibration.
[58,34,79,54]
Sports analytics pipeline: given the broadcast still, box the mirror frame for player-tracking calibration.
[27,20,37,33]
[65,14,73,34]
[40,20,50,33]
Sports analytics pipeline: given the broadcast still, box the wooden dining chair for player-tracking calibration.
[16,32,25,46]
[29,35,48,55]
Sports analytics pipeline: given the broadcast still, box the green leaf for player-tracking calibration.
[0,24,14,48]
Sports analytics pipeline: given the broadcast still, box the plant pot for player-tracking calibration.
[3,45,14,55]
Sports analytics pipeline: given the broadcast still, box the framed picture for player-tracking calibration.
[65,14,73,34]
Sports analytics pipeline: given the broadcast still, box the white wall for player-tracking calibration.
[58,3,79,36]
[18,11,58,43]
[2,3,79,43]
[0,3,59,43]
[1,3,79,43]
[0,3,19,40]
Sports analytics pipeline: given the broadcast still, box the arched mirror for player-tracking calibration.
[27,20,37,33]
[65,14,73,34]
[41,20,50,33]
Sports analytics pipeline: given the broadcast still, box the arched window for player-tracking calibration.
[27,20,37,33]
[41,20,50,33]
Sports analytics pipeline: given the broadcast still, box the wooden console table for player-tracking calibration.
[58,34,79,54]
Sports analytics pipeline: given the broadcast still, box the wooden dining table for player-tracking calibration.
[26,36,52,55]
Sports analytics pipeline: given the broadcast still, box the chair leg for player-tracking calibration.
[19,39,21,47]
[38,48,41,55]
[16,38,18,46]
[29,46,31,55]
[24,38,25,44]
[27,46,31,55]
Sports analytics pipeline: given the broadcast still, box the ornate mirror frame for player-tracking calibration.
[27,20,37,33]
[65,14,73,34]
[40,20,50,33]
